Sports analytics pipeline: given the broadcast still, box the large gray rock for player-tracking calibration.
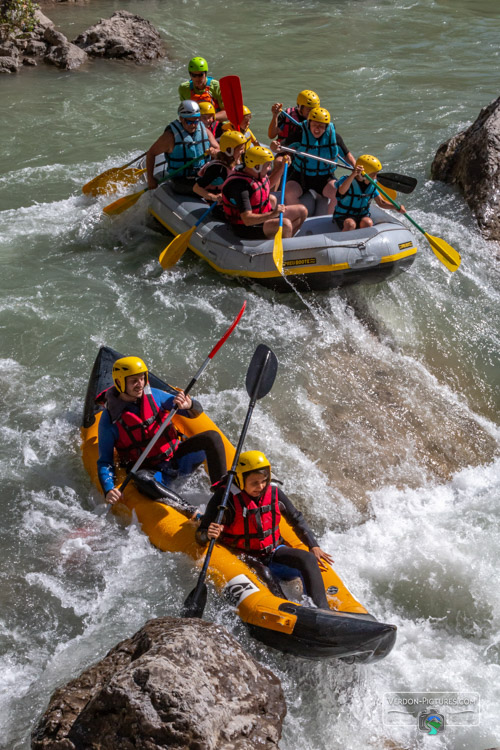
[31,617,286,750]
[431,96,500,241]
[72,10,165,64]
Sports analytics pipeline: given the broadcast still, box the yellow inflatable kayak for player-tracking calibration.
[82,346,396,662]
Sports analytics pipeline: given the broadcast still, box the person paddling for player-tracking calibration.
[334,154,406,231]
[284,106,356,215]
[195,451,334,609]
[221,145,307,239]
[146,100,219,196]
[178,56,227,122]
[268,89,321,146]
[98,357,226,508]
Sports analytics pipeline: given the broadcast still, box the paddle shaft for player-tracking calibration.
[191,347,274,589]
[117,301,246,494]
[280,109,353,170]
[121,151,147,169]
[279,161,288,227]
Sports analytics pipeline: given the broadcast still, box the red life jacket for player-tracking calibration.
[278,106,304,143]
[113,389,180,467]
[220,484,281,554]
[221,171,273,225]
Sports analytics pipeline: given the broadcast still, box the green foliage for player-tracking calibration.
[0,0,39,33]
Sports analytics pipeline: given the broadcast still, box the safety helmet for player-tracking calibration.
[297,89,320,109]
[188,56,208,73]
[242,105,251,116]
[112,356,148,394]
[219,130,248,155]
[178,100,201,119]
[356,154,382,174]
[199,101,216,116]
[243,145,274,172]
[308,106,330,124]
[235,450,271,489]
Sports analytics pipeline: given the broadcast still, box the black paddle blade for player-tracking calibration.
[245,344,278,401]
[181,581,208,619]
[378,172,418,194]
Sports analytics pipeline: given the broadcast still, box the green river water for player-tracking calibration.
[1,1,499,748]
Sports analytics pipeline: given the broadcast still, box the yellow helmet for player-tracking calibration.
[297,90,320,108]
[356,154,382,174]
[199,101,216,116]
[308,107,330,124]
[219,130,248,155]
[112,356,148,393]
[235,450,271,489]
[242,105,251,116]
[244,145,274,171]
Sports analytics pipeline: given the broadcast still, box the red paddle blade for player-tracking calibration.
[208,300,247,359]
[220,75,244,132]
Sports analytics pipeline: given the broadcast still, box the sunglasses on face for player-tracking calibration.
[183,118,199,124]
[191,72,205,78]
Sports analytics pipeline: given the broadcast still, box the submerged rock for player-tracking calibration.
[31,616,285,750]
[431,96,500,241]
[72,10,166,63]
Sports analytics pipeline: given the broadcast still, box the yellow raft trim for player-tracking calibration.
[380,247,417,264]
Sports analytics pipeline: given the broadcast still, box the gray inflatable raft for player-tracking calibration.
[149,183,417,292]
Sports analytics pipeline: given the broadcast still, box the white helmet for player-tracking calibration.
[178,100,201,119]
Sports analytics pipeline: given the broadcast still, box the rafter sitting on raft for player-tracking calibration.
[334,154,406,231]
[283,106,356,215]
[196,450,334,609]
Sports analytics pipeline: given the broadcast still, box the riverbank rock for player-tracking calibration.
[72,10,165,63]
[0,8,87,71]
[31,616,286,750]
[431,96,500,241]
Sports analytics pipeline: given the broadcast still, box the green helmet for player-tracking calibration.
[188,56,208,73]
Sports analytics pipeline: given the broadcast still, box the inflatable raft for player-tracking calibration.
[149,182,417,292]
[82,346,397,662]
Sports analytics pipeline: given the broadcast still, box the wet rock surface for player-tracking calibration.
[431,96,500,241]
[31,616,286,750]
[72,10,165,63]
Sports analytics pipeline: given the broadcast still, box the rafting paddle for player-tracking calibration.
[272,160,288,275]
[102,152,209,216]
[182,343,278,619]
[280,145,460,271]
[280,143,417,195]
[220,75,244,132]
[113,301,247,498]
[82,152,147,196]
[159,202,218,270]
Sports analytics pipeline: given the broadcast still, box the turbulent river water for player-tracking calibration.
[1,0,499,748]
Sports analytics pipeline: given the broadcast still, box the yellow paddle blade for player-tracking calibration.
[159,225,196,269]
[381,185,397,201]
[273,227,284,275]
[424,232,461,272]
[82,167,146,197]
[102,187,147,216]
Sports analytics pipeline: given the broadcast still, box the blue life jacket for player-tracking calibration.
[166,120,210,177]
[291,122,338,177]
[334,176,378,218]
